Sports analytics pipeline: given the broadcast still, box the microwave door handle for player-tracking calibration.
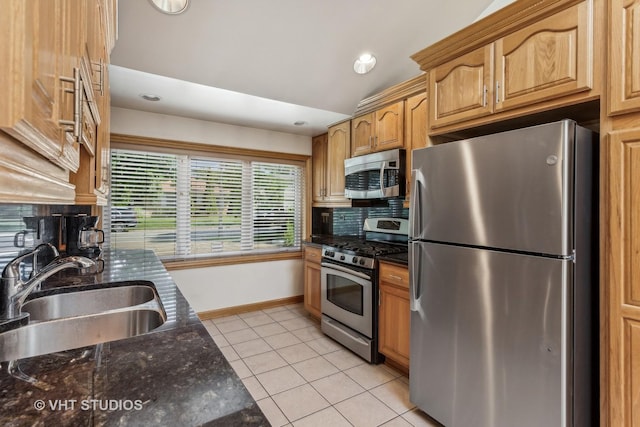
[379,161,386,195]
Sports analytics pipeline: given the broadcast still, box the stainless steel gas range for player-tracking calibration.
[320,217,408,363]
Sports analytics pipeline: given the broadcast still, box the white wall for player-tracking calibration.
[111,107,312,155]
[169,260,303,313]
[111,108,310,312]
[475,0,517,21]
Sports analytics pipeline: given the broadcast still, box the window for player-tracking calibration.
[106,146,305,262]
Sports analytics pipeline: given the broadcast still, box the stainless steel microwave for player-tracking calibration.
[344,149,405,199]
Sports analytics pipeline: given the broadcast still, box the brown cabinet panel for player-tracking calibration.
[378,261,410,370]
[495,1,593,112]
[404,92,427,201]
[0,0,79,173]
[303,246,322,318]
[429,45,494,129]
[609,0,640,115]
[312,129,350,207]
[351,113,374,157]
[375,102,404,151]
[624,319,640,426]
[379,282,410,369]
[312,133,327,203]
[606,128,640,427]
[352,101,405,156]
[321,122,351,205]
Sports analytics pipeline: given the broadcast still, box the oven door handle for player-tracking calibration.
[321,262,372,281]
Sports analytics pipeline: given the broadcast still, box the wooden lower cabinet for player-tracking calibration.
[605,127,640,427]
[303,246,322,318]
[378,261,410,370]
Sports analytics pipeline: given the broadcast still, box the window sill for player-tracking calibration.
[162,250,304,271]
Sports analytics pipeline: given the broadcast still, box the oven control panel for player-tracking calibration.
[322,248,375,269]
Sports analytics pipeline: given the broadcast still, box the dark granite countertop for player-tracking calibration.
[378,252,408,266]
[0,249,268,427]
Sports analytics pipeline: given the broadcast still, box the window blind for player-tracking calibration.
[106,148,305,261]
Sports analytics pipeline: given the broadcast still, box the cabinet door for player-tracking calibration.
[94,55,110,198]
[0,0,79,173]
[404,92,427,201]
[609,0,640,115]
[326,121,350,202]
[429,45,494,130]
[495,0,593,112]
[351,113,374,157]
[304,247,322,318]
[605,128,640,427]
[375,101,404,151]
[379,283,410,369]
[311,133,327,203]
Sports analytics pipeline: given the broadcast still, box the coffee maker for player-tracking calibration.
[62,214,104,258]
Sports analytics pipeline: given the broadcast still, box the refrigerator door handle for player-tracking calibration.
[409,243,421,312]
[409,169,424,239]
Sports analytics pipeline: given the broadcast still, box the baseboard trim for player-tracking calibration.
[197,295,305,320]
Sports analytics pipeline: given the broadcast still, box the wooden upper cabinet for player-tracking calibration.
[0,0,79,173]
[312,123,350,206]
[311,133,328,203]
[494,0,593,112]
[404,92,427,201]
[609,0,640,115]
[420,0,597,133]
[326,121,350,202]
[351,113,374,156]
[375,101,404,151]
[429,45,494,129]
[352,101,405,156]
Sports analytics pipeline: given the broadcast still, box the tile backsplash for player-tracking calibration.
[312,199,408,238]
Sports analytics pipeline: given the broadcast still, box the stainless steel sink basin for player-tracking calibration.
[0,308,165,362]
[22,284,157,321]
[0,281,166,362]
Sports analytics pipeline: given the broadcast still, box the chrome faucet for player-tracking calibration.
[0,244,95,321]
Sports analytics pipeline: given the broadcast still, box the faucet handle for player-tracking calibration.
[2,243,60,281]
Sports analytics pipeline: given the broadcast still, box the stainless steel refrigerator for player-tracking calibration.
[408,120,598,427]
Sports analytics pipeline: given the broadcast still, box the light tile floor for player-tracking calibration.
[202,303,441,427]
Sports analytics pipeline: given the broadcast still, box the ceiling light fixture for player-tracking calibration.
[140,93,162,102]
[148,0,190,15]
[353,53,377,74]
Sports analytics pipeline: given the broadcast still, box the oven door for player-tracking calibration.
[321,261,373,338]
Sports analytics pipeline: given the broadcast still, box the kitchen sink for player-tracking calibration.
[22,283,158,321]
[0,308,165,362]
[0,281,166,363]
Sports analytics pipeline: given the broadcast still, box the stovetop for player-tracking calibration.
[311,235,407,269]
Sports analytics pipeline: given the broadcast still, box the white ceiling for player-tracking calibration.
[110,0,497,137]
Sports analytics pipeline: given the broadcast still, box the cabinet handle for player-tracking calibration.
[388,274,403,281]
[59,68,83,142]
[92,59,104,96]
[495,81,500,104]
[482,84,488,107]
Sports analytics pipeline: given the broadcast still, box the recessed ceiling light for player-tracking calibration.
[148,0,189,15]
[140,94,162,102]
[294,121,307,126]
[354,53,377,74]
